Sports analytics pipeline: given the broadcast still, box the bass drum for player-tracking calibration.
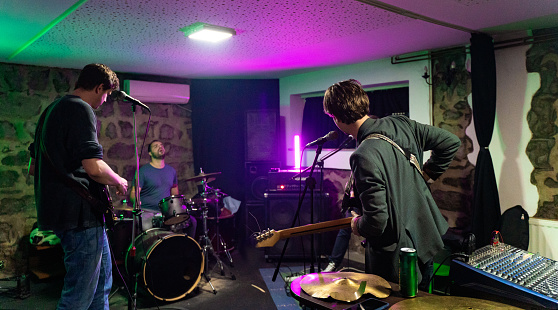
[125,228,203,301]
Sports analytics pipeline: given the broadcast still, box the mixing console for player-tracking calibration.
[450,243,558,308]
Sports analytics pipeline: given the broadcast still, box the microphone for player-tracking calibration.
[338,135,354,149]
[111,90,151,111]
[305,131,339,147]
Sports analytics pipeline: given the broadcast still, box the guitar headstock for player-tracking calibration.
[255,229,280,248]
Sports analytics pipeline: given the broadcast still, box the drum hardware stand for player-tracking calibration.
[210,191,234,267]
[199,177,234,267]
[198,203,236,295]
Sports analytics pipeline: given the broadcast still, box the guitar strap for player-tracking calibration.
[35,104,110,224]
[345,133,423,195]
[363,133,423,175]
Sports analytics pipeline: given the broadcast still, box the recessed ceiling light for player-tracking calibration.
[180,22,236,42]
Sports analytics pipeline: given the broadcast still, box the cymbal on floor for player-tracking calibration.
[299,272,391,302]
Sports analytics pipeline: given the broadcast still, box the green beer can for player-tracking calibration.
[399,247,418,297]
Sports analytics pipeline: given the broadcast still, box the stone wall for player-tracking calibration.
[526,36,558,220]
[0,62,195,277]
[430,54,476,239]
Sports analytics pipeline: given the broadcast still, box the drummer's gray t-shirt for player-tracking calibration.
[138,163,178,212]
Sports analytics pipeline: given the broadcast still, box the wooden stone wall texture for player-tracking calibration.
[430,54,476,239]
[526,37,558,220]
[0,62,195,277]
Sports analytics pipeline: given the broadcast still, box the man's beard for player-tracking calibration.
[152,152,165,160]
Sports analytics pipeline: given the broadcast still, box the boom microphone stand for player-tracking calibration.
[112,92,151,310]
[128,103,140,310]
[271,143,324,282]
[271,135,354,281]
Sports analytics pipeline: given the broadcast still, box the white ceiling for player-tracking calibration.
[1,0,557,79]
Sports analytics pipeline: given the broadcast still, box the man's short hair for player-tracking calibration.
[74,63,119,91]
[323,79,370,124]
[148,140,162,153]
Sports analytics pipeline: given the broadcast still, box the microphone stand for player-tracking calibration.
[127,102,151,310]
[128,103,140,310]
[271,143,324,282]
[284,135,354,274]
[290,135,354,179]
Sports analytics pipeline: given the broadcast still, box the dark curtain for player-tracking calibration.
[470,33,501,248]
[190,79,279,201]
[301,96,347,149]
[301,87,409,149]
[369,87,409,118]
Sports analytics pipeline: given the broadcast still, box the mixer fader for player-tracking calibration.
[451,243,558,308]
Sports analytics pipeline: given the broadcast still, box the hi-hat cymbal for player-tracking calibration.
[299,272,391,302]
[185,172,221,183]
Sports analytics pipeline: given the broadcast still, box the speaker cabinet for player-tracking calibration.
[244,161,280,204]
[264,192,333,260]
[245,110,279,162]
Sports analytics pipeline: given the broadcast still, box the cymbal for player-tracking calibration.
[189,197,219,205]
[192,178,216,185]
[391,296,523,309]
[113,205,134,212]
[299,272,391,302]
[185,172,221,183]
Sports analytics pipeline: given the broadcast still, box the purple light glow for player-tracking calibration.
[294,135,301,169]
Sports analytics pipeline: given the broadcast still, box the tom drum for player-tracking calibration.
[158,195,190,226]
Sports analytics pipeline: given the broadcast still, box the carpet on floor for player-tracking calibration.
[259,266,311,310]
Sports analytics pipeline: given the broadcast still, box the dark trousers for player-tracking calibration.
[328,227,351,265]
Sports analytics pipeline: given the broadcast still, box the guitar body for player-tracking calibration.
[92,183,116,229]
[101,185,116,229]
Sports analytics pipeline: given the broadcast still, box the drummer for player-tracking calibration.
[129,140,197,237]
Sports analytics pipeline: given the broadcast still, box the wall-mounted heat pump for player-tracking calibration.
[123,80,190,104]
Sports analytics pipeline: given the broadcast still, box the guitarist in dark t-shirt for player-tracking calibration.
[28,64,128,310]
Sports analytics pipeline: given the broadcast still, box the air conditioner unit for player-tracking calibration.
[123,80,190,104]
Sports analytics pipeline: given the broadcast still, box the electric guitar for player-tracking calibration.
[255,217,352,248]
[95,184,116,229]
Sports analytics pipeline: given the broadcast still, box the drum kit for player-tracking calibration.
[109,170,235,301]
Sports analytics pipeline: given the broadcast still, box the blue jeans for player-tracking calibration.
[329,227,351,265]
[55,226,112,310]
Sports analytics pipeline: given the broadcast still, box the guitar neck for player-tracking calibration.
[278,217,352,240]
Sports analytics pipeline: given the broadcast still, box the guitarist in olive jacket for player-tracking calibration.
[323,79,460,291]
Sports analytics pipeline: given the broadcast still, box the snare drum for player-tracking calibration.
[159,195,190,225]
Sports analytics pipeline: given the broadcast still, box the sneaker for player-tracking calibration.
[323,261,338,272]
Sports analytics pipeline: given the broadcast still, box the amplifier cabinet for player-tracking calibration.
[263,192,334,260]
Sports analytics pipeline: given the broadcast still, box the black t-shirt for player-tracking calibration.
[29,95,104,232]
